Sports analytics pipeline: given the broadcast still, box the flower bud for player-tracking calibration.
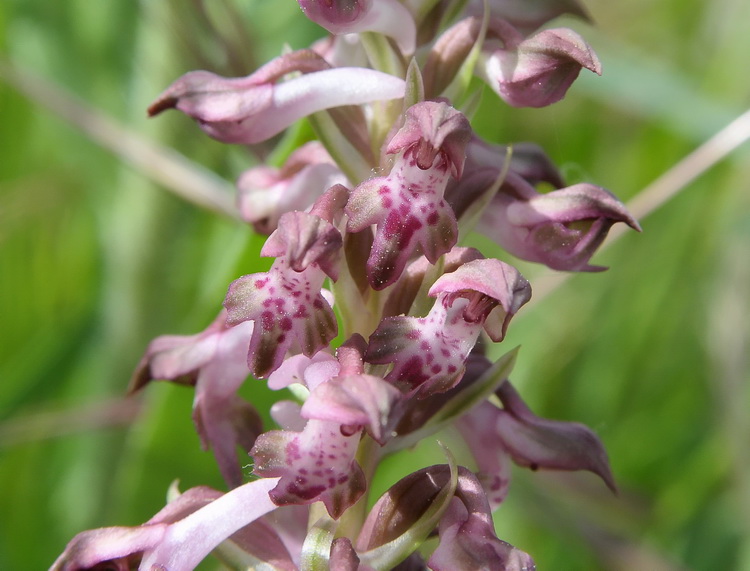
[480,23,601,107]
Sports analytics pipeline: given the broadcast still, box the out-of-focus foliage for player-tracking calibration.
[0,1,748,570]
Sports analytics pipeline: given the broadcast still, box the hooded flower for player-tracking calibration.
[478,173,641,271]
[301,335,403,444]
[367,258,530,397]
[249,336,401,521]
[148,49,405,144]
[129,311,261,488]
[346,101,471,289]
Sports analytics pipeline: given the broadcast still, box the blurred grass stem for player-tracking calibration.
[0,58,240,220]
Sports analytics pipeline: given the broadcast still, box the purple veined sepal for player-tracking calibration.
[346,100,472,290]
[148,49,405,144]
[494,380,617,492]
[128,311,261,489]
[367,257,530,398]
[297,0,416,55]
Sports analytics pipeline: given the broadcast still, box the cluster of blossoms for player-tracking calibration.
[52,1,640,570]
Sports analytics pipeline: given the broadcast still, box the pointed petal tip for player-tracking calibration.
[147,96,177,117]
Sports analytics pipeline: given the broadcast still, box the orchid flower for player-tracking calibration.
[479,20,602,108]
[148,49,405,144]
[224,209,342,378]
[346,100,471,289]
[478,173,641,271]
[367,258,530,397]
[129,311,260,488]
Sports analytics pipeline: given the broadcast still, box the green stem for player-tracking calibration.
[336,435,381,540]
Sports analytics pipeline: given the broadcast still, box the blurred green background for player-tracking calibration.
[1,1,748,569]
